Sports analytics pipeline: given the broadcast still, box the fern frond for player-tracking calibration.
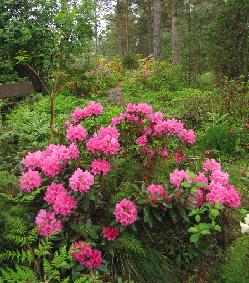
[0,265,37,282]
[0,249,33,265]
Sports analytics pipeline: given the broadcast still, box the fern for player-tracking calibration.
[34,237,53,256]
[0,249,33,265]
[0,265,37,282]
[43,245,72,282]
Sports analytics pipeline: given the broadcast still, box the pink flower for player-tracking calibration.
[173,152,185,163]
[44,183,77,216]
[35,209,62,236]
[136,135,148,146]
[22,151,43,170]
[52,192,77,216]
[210,170,229,186]
[91,159,111,176]
[86,126,120,155]
[225,185,241,208]
[203,159,221,172]
[67,143,80,160]
[179,129,196,144]
[102,227,120,241]
[148,111,164,123]
[19,170,42,192]
[66,124,88,143]
[69,168,94,194]
[44,183,67,205]
[160,149,169,158]
[114,199,138,226]
[72,241,102,269]
[126,103,153,117]
[169,169,191,187]
[111,113,126,125]
[83,102,103,118]
[41,156,61,177]
[71,107,85,123]
[146,184,171,202]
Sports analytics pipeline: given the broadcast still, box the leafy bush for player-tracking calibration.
[0,100,242,282]
[122,53,139,70]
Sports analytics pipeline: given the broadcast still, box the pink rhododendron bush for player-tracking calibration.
[18,101,241,280]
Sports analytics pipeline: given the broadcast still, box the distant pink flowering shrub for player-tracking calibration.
[35,209,62,236]
[20,169,42,192]
[71,102,103,123]
[69,168,94,194]
[102,227,120,241]
[114,199,138,226]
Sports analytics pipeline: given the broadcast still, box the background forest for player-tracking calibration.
[0,0,249,282]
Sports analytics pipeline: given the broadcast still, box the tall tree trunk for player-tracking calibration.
[94,0,98,56]
[125,0,129,53]
[147,0,153,55]
[153,0,161,60]
[116,0,125,57]
[172,0,180,64]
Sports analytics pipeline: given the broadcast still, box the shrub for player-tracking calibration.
[0,99,242,282]
[122,53,139,70]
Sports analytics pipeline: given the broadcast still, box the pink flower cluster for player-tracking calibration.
[146,184,172,203]
[111,103,196,163]
[86,126,120,155]
[114,199,138,226]
[69,168,94,194]
[71,102,103,123]
[102,226,120,241]
[72,241,102,269]
[19,169,42,192]
[169,159,241,208]
[91,159,111,176]
[66,124,88,143]
[154,119,196,144]
[44,183,77,216]
[22,143,79,178]
[35,209,62,236]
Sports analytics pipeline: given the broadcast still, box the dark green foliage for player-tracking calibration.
[122,53,139,70]
[200,124,238,156]
[208,0,249,79]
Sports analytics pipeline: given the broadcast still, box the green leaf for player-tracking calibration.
[214,225,221,232]
[209,208,219,220]
[195,214,201,222]
[200,229,210,235]
[188,227,198,233]
[190,233,200,243]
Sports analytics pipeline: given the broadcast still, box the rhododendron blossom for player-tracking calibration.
[72,241,102,269]
[147,184,171,202]
[91,159,111,176]
[69,168,94,194]
[22,151,43,170]
[86,126,120,155]
[102,227,120,241]
[66,124,88,143]
[173,152,185,163]
[35,209,62,236]
[44,183,77,216]
[114,199,138,226]
[169,169,191,187]
[203,159,221,172]
[71,102,103,122]
[136,135,148,146]
[19,169,42,192]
